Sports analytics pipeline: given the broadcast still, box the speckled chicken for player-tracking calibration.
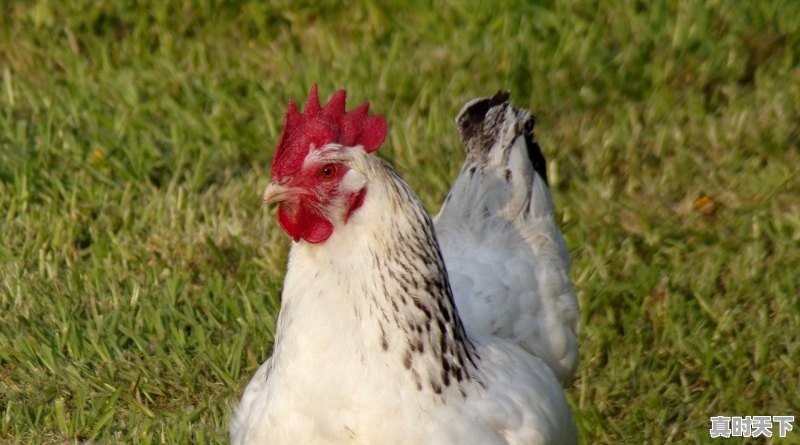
[230,86,579,445]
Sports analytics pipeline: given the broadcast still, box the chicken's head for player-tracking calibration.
[263,85,387,243]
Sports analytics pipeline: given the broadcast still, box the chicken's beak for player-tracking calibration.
[262,182,303,205]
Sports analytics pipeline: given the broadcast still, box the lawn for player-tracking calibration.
[1,0,799,443]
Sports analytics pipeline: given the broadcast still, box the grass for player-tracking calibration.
[1,0,798,443]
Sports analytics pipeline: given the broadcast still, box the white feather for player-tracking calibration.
[435,98,579,383]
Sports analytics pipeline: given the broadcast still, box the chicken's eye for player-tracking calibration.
[320,164,337,179]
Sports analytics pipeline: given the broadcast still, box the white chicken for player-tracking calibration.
[231,86,579,445]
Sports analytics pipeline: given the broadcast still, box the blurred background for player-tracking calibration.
[1,0,798,443]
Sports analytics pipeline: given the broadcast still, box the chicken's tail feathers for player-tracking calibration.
[437,90,558,235]
[435,91,579,384]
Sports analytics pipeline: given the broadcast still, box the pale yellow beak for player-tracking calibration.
[262,182,305,205]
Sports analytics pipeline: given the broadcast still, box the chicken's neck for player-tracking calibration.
[275,159,478,399]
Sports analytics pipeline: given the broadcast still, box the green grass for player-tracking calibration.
[1,0,799,443]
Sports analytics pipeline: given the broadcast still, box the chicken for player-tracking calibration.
[230,86,579,445]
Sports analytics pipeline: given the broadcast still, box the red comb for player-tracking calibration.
[271,85,387,177]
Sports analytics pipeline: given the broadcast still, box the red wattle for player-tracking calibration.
[277,202,334,244]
